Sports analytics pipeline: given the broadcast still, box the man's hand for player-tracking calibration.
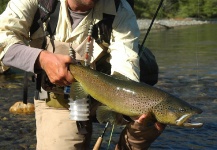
[135,114,166,133]
[37,51,75,86]
[116,114,166,150]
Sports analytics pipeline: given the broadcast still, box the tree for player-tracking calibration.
[177,0,205,18]
[0,0,9,14]
[203,0,217,18]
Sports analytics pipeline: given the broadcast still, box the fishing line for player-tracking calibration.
[195,0,200,86]
[107,124,115,150]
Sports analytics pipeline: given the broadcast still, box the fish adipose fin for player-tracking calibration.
[70,82,89,99]
[96,105,129,125]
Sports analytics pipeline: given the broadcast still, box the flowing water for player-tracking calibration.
[140,24,217,150]
[0,24,217,149]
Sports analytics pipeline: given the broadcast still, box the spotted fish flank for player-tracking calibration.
[69,64,203,128]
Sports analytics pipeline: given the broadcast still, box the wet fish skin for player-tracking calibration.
[69,64,203,127]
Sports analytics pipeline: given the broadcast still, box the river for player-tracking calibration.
[142,24,217,150]
[0,24,217,149]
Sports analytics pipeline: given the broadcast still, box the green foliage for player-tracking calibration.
[1,0,217,19]
[134,0,217,19]
[160,0,179,18]
[134,0,166,18]
[203,0,217,18]
[177,0,204,18]
[0,0,9,14]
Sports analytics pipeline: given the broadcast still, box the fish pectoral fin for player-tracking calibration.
[70,82,89,99]
[96,105,128,125]
[96,106,116,124]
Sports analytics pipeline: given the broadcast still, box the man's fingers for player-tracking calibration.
[66,70,74,83]
[63,55,74,63]
[41,53,75,86]
[52,72,74,86]
[136,114,148,124]
[155,122,166,132]
[133,114,166,133]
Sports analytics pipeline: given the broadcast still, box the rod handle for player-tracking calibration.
[93,137,103,150]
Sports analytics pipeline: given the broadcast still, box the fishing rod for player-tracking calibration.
[93,122,109,150]
[139,0,164,50]
[23,71,28,104]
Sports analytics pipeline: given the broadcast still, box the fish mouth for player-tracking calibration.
[176,114,203,128]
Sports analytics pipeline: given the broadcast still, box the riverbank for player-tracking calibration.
[137,18,217,30]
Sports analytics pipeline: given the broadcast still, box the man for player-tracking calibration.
[0,0,165,149]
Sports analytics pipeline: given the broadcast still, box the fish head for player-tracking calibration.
[152,96,203,128]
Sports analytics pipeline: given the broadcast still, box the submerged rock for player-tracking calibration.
[9,101,35,114]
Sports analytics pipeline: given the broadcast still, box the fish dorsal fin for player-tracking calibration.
[70,82,89,99]
[96,105,129,125]
[112,72,131,81]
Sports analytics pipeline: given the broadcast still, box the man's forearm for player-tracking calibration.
[2,43,42,73]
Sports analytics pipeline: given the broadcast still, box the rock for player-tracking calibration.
[9,101,35,114]
[2,117,8,121]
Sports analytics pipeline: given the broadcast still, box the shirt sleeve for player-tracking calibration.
[0,0,38,60]
[109,0,140,82]
[2,43,42,73]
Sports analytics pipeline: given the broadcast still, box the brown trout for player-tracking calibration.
[69,64,203,128]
